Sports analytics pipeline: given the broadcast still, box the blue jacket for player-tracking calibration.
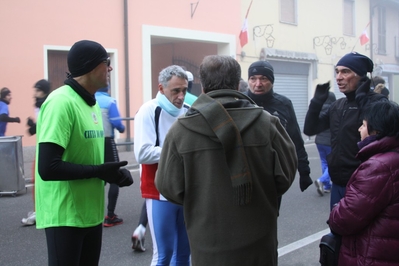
[95,91,125,138]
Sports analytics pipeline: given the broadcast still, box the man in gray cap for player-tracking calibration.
[304,52,388,210]
[246,61,312,197]
[35,40,133,266]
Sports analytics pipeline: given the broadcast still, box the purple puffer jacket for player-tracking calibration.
[329,136,399,266]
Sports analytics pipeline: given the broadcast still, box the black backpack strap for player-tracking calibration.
[154,106,161,146]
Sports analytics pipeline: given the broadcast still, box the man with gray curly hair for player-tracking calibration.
[133,65,191,265]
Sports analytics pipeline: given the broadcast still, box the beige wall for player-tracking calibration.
[239,0,372,97]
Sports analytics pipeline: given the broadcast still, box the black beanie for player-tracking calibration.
[336,52,373,77]
[34,79,50,95]
[0,87,11,99]
[248,61,274,84]
[67,40,108,77]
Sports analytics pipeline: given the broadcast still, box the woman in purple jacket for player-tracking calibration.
[329,101,399,266]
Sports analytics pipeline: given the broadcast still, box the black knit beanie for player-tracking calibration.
[248,61,274,84]
[336,52,373,77]
[34,79,50,95]
[67,40,108,77]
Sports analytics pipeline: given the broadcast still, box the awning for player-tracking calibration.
[378,64,399,74]
[260,48,318,61]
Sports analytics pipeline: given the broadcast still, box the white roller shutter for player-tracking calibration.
[273,74,308,131]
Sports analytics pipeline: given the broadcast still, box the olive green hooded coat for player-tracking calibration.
[156,90,297,266]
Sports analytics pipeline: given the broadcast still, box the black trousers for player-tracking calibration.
[45,223,103,266]
[104,137,120,217]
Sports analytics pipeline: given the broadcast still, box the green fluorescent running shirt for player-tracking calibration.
[35,85,105,229]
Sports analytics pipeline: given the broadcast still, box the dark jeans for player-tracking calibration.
[330,183,346,211]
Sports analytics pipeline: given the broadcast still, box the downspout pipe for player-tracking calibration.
[370,0,374,62]
[123,0,131,151]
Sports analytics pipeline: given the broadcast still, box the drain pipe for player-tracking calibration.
[123,0,131,151]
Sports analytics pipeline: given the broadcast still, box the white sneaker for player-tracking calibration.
[131,225,146,252]
[314,180,324,196]
[21,211,36,226]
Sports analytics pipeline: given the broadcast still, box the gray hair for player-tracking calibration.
[158,65,188,88]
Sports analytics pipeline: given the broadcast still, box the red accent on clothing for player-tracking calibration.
[140,163,159,199]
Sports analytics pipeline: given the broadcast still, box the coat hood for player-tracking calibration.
[177,89,264,205]
[179,90,263,137]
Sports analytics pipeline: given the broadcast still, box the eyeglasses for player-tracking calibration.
[103,57,111,67]
[249,76,269,83]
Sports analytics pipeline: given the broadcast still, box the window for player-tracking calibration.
[280,0,297,25]
[377,6,386,54]
[343,0,355,36]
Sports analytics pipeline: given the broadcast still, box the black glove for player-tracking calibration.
[300,174,313,192]
[27,117,35,127]
[9,117,20,123]
[313,81,330,104]
[117,168,133,187]
[98,161,128,184]
[356,76,371,96]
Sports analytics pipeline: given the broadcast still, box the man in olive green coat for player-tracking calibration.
[155,55,297,266]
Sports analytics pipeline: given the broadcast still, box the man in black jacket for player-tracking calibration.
[246,61,312,195]
[304,52,388,210]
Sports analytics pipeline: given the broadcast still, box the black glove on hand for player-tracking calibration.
[27,117,35,127]
[98,161,128,184]
[300,174,313,192]
[11,117,21,123]
[356,76,371,96]
[117,168,133,187]
[313,81,330,104]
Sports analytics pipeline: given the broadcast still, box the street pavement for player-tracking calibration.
[0,140,330,266]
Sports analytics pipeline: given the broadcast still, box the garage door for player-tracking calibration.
[272,73,308,131]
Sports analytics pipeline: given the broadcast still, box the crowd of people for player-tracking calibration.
[2,39,398,265]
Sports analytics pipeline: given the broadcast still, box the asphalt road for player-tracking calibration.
[0,140,330,266]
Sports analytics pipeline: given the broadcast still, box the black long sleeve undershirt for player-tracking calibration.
[0,113,19,122]
[38,142,102,181]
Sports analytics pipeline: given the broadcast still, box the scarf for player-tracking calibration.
[192,91,253,205]
[357,134,378,150]
[64,78,96,106]
[35,96,48,108]
[156,92,181,117]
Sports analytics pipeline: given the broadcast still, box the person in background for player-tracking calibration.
[373,83,389,97]
[184,70,197,105]
[313,92,336,196]
[26,79,51,136]
[35,40,133,266]
[131,201,148,252]
[0,87,20,136]
[133,65,190,265]
[372,76,389,97]
[155,55,297,266]
[329,101,399,266]
[95,86,126,227]
[239,78,249,93]
[304,52,388,210]
[21,79,51,226]
[133,70,197,250]
[371,76,385,87]
[246,61,312,195]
